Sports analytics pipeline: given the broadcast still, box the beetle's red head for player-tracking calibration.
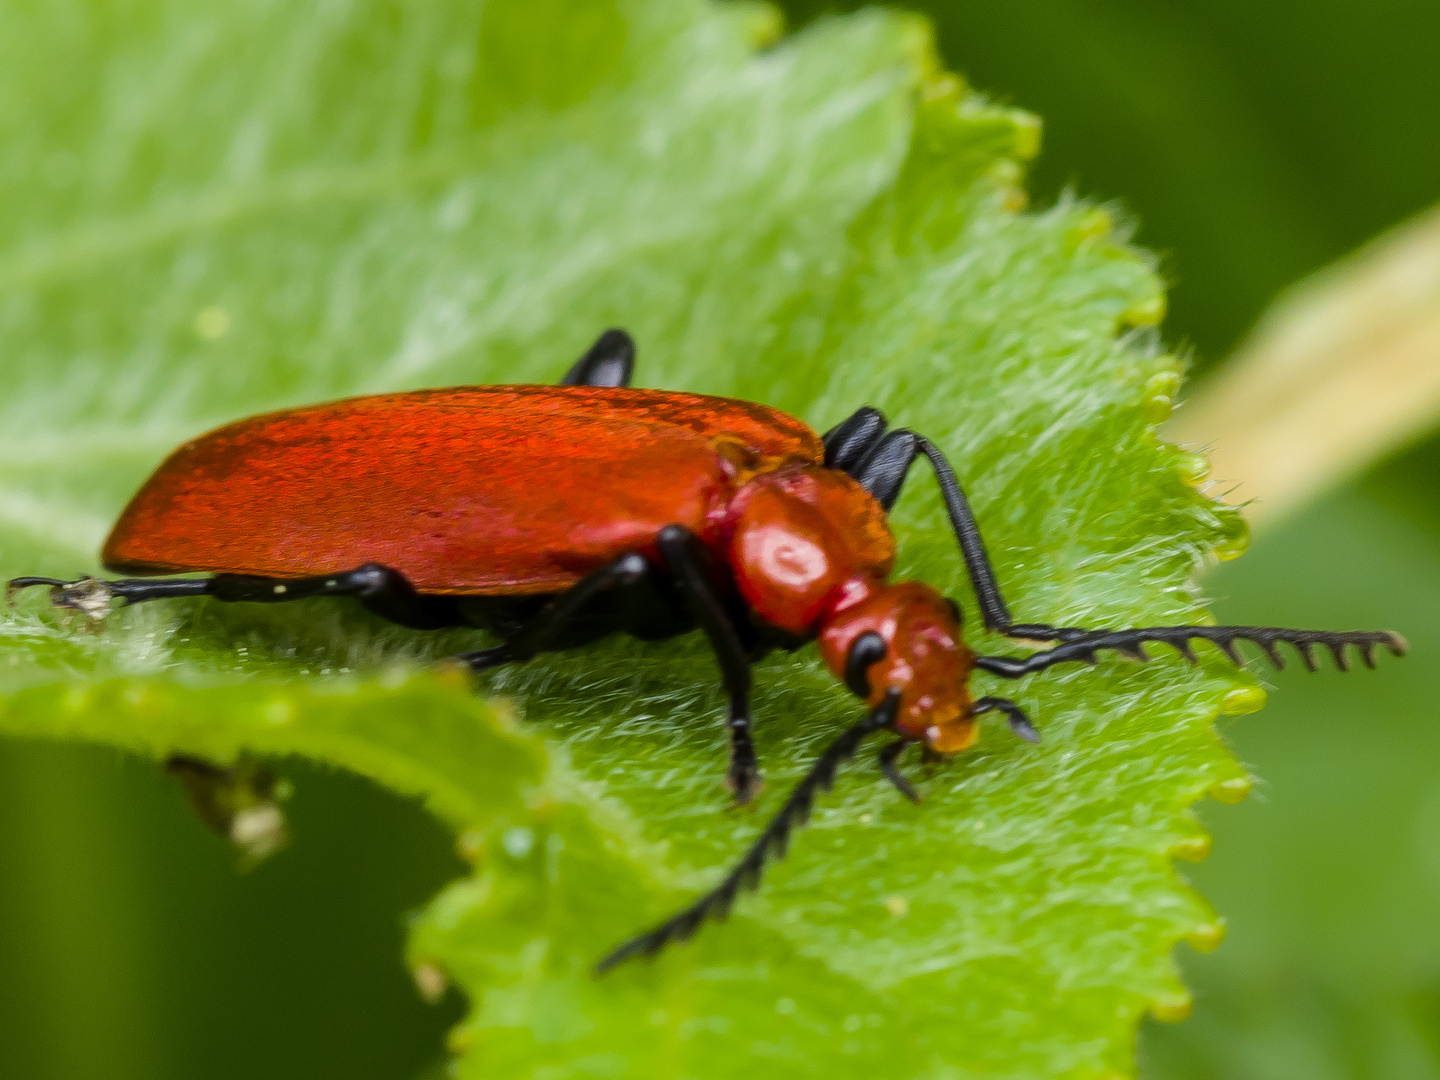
[818,578,979,753]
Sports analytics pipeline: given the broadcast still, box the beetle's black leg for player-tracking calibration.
[656,524,761,804]
[971,695,1039,743]
[7,575,210,622]
[208,564,463,629]
[845,427,1086,644]
[854,430,1010,632]
[451,552,651,672]
[878,739,921,803]
[7,564,462,630]
[560,328,636,388]
[975,625,1408,678]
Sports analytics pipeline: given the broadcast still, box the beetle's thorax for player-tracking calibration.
[718,462,895,635]
[716,462,977,751]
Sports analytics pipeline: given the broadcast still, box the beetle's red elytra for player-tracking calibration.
[6,329,1406,972]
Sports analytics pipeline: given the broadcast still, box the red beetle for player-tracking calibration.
[7,329,1406,971]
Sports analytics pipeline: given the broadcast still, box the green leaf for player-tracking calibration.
[0,0,1254,1076]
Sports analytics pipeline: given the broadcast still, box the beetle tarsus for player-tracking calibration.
[725,703,763,804]
[726,762,763,805]
[7,575,119,623]
[596,691,901,974]
[6,576,72,605]
[878,739,921,803]
[972,695,1039,743]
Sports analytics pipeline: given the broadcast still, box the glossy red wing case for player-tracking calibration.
[103,386,822,595]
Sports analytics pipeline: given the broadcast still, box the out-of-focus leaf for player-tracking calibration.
[1170,203,1440,526]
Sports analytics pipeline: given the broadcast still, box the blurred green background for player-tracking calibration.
[1,1,1438,1077]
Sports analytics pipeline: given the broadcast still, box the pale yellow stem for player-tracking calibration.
[1168,203,1440,527]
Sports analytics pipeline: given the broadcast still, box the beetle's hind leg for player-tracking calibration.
[208,565,464,629]
[6,564,464,631]
[8,574,212,625]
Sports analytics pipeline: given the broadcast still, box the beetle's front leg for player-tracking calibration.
[656,525,762,804]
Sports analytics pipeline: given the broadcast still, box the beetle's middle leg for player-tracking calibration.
[454,538,761,803]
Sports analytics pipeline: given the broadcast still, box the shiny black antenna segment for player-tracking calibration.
[596,690,901,974]
[975,625,1407,677]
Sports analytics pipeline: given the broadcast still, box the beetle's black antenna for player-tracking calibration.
[975,625,1407,678]
[595,690,901,975]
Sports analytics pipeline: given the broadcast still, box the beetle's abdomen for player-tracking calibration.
[103,386,819,595]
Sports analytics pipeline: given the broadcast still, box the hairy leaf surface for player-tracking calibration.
[0,1,1252,1076]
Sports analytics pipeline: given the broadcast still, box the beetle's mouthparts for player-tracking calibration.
[923,716,977,754]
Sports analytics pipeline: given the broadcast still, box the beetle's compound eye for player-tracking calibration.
[944,597,962,625]
[844,631,888,698]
